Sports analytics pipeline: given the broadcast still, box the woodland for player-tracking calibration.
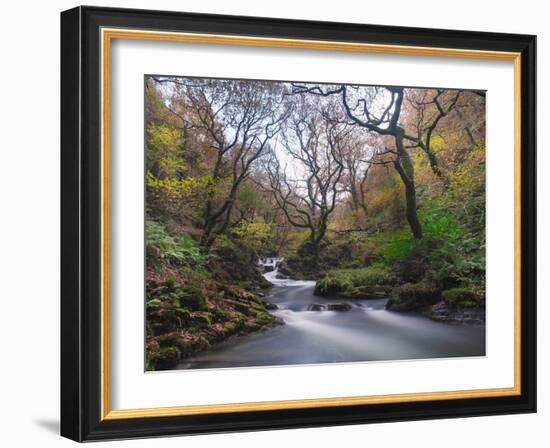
[144,76,486,370]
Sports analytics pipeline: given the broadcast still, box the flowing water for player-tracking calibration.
[177,259,485,370]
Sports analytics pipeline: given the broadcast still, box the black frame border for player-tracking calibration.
[61,6,536,442]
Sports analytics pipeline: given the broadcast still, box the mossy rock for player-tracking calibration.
[161,276,177,291]
[175,307,192,320]
[315,266,395,297]
[174,308,212,328]
[154,346,181,370]
[223,298,255,315]
[254,310,273,326]
[442,288,481,309]
[177,285,208,311]
[146,298,162,309]
[387,282,441,311]
[222,321,239,336]
[314,276,343,296]
[191,312,212,327]
[158,333,198,355]
[211,307,229,323]
[340,285,391,299]
[148,308,182,335]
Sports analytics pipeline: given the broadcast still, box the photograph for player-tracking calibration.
[144,75,487,371]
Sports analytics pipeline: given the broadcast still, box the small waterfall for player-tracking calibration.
[257,256,283,273]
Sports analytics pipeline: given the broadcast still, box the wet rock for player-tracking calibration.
[263,265,275,273]
[425,301,485,325]
[308,303,326,311]
[272,316,285,326]
[263,302,279,310]
[327,302,353,311]
[387,282,441,312]
[427,301,452,322]
[275,273,289,279]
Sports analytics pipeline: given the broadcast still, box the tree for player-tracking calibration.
[404,89,462,189]
[292,84,424,239]
[339,130,379,217]
[263,102,346,263]
[152,77,289,247]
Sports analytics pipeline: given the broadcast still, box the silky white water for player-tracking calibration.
[177,262,485,369]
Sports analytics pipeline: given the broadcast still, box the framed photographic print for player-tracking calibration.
[60,6,536,441]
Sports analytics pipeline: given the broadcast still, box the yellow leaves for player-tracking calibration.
[448,143,485,195]
[429,134,446,151]
[146,123,186,177]
[148,123,181,150]
[231,220,272,251]
[147,172,218,206]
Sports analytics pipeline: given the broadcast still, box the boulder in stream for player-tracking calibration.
[307,303,326,311]
[263,301,279,310]
[327,302,353,311]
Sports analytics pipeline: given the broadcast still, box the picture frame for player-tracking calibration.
[60,5,536,442]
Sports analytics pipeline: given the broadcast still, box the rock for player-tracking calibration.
[275,273,289,279]
[176,285,208,311]
[307,303,326,311]
[327,302,353,311]
[256,292,265,298]
[387,282,441,312]
[155,346,181,370]
[271,316,285,326]
[263,265,275,273]
[425,301,486,325]
[442,287,482,308]
[427,301,452,321]
[264,302,279,310]
[314,276,341,296]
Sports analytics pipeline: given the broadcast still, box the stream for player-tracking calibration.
[177,258,485,370]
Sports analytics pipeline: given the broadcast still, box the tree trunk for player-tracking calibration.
[394,132,422,240]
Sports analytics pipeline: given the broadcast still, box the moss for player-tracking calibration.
[174,307,192,320]
[387,282,441,311]
[154,346,181,370]
[174,308,213,329]
[177,285,208,311]
[211,307,228,322]
[192,312,212,327]
[340,284,392,299]
[314,275,345,296]
[145,356,156,371]
[278,251,318,280]
[146,298,162,309]
[222,322,237,335]
[209,236,271,287]
[314,265,395,297]
[162,276,176,291]
[442,287,482,309]
[158,333,193,355]
[457,300,478,308]
[147,307,183,335]
[254,310,273,326]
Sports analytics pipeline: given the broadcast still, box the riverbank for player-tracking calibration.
[146,278,284,370]
[145,235,284,371]
[148,246,485,371]
[176,266,485,370]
